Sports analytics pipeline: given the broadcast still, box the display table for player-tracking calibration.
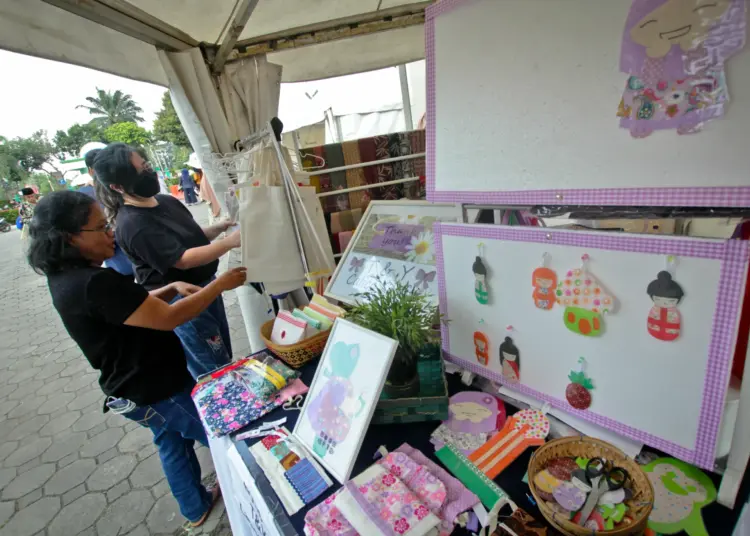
[208,360,749,535]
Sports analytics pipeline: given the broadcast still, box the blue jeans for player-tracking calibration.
[122,389,212,522]
[184,187,198,204]
[172,291,232,379]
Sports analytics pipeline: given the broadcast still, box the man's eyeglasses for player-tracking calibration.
[80,222,113,234]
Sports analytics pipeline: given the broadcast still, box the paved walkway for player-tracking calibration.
[0,203,245,535]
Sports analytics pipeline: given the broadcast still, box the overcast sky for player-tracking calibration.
[0,48,422,143]
[0,49,165,140]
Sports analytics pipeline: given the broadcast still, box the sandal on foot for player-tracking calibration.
[186,485,222,528]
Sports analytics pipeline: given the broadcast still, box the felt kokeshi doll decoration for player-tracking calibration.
[532,267,558,310]
[473,256,489,304]
[499,336,520,383]
[473,331,490,366]
[646,271,685,342]
[556,266,615,337]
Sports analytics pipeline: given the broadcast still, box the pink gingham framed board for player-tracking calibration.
[434,223,750,469]
[425,0,750,207]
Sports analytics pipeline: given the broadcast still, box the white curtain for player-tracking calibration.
[158,48,234,216]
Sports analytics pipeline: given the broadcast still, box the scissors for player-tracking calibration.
[577,457,629,526]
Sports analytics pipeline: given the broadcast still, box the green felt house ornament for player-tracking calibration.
[643,457,716,536]
[557,260,615,337]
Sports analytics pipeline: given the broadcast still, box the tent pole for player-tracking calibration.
[213,0,260,74]
[399,64,414,130]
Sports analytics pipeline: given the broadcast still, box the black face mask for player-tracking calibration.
[129,169,160,198]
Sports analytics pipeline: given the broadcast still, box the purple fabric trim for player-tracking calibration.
[434,223,750,470]
[345,481,396,536]
[395,444,480,523]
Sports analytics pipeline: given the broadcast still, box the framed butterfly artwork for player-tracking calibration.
[325,201,461,306]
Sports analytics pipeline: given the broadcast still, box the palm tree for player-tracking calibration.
[77,88,144,127]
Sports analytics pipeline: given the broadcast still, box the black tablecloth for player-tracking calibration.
[231,359,750,535]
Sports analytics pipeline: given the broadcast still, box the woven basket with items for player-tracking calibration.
[528,436,653,536]
[260,318,331,368]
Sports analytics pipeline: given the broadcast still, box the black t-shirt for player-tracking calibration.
[48,266,193,406]
[115,194,218,290]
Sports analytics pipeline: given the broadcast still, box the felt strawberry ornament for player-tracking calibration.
[566,357,594,410]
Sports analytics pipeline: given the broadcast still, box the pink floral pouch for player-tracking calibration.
[335,464,440,536]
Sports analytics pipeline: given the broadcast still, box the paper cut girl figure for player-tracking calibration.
[306,342,366,458]
[499,337,520,383]
[473,256,489,304]
[647,271,684,341]
[618,0,746,137]
[532,267,558,310]
[473,331,490,366]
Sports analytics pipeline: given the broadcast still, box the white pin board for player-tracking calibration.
[325,201,461,305]
[434,223,750,470]
[426,0,750,206]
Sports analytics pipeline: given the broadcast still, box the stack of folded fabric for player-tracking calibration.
[271,294,346,344]
[304,443,480,536]
[330,208,363,254]
[250,427,333,515]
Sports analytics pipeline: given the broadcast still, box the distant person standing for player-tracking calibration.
[180,168,199,206]
[18,187,38,241]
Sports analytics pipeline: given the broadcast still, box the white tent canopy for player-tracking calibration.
[0,0,428,85]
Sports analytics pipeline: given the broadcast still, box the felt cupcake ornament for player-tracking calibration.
[556,261,615,337]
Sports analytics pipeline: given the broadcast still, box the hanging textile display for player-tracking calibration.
[617,0,747,137]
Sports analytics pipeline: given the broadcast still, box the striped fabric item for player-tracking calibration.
[323,144,350,212]
[341,140,369,210]
[284,458,329,504]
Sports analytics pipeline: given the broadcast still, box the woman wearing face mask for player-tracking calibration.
[93,143,241,379]
[27,190,247,528]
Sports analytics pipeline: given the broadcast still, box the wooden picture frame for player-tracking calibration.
[325,200,461,306]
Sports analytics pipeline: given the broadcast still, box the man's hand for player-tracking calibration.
[216,267,247,291]
[172,282,202,297]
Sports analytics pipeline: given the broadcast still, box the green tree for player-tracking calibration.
[104,122,151,147]
[53,122,107,158]
[0,131,62,199]
[77,88,144,127]
[152,91,191,147]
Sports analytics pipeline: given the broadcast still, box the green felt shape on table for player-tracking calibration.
[643,457,716,536]
[575,457,590,470]
[600,502,628,529]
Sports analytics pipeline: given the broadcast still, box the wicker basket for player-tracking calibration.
[528,436,653,536]
[260,318,331,368]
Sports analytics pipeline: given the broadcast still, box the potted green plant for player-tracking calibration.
[348,280,440,398]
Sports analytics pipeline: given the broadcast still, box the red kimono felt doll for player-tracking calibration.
[646,271,684,342]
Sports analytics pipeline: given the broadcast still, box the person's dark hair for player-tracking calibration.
[26,191,96,275]
[84,148,102,170]
[92,143,134,221]
[472,256,487,276]
[20,187,34,196]
[647,271,684,302]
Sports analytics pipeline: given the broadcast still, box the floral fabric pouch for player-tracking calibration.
[191,355,297,437]
[303,490,354,536]
[334,464,441,536]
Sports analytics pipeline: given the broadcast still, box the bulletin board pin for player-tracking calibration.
[580,253,590,269]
